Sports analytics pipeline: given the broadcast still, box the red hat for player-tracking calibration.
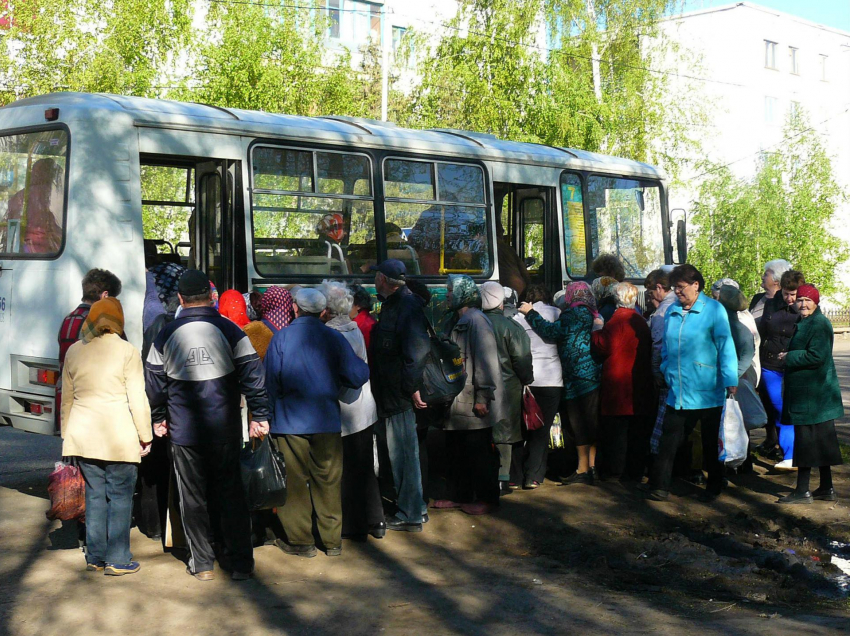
[796,283,820,305]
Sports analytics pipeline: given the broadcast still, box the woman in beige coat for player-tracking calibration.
[61,298,152,576]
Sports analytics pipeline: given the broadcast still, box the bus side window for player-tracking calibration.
[521,197,544,277]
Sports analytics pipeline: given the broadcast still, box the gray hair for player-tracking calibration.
[764,259,792,283]
[378,271,405,288]
[553,289,567,310]
[710,278,739,294]
[614,282,638,309]
[319,280,353,317]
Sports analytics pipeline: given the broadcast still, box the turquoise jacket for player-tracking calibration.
[661,293,739,410]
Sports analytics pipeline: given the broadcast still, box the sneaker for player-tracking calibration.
[774,459,796,471]
[508,482,520,490]
[85,561,105,572]
[559,471,593,486]
[385,515,423,533]
[777,491,812,505]
[811,487,837,501]
[274,539,317,558]
[523,481,540,490]
[104,562,140,576]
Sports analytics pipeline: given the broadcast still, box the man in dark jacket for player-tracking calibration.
[264,288,369,557]
[145,270,270,582]
[371,259,431,532]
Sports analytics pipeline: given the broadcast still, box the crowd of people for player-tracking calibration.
[56,254,844,580]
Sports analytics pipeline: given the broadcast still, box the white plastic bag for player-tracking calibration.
[718,396,747,467]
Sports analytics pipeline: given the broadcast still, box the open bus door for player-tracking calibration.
[194,160,245,292]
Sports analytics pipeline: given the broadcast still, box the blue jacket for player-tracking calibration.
[264,316,369,435]
[661,293,738,410]
[145,306,270,446]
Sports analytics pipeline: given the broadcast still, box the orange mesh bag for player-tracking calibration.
[45,461,86,523]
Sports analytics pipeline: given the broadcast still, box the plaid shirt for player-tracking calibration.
[58,304,91,369]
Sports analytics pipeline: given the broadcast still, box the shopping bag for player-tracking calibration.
[240,436,287,511]
[45,460,86,523]
[718,397,747,468]
[522,386,545,431]
[549,414,565,449]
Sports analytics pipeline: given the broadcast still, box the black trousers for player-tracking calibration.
[445,428,500,505]
[342,425,384,536]
[134,436,169,540]
[599,415,651,480]
[650,407,724,493]
[171,442,253,574]
[512,386,562,484]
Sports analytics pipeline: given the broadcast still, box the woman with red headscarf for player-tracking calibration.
[242,286,295,360]
[219,290,249,328]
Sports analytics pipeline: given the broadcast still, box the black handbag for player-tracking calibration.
[419,322,467,406]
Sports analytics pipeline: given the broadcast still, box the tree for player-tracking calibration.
[688,110,848,299]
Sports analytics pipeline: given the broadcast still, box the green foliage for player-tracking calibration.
[689,110,848,299]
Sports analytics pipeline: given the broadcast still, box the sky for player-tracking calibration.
[681,0,850,31]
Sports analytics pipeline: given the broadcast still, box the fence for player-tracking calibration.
[823,309,850,329]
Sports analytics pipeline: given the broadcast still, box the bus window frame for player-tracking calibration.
[560,169,671,284]
[248,141,376,280]
[380,154,494,280]
[0,123,71,262]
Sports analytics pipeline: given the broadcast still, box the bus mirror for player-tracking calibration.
[676,219,687,264]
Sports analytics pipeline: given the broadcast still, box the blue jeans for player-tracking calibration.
[384,409,424,523]
[762,368,794,460]
[78,459,138,565]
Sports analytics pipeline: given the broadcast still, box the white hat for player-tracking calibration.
[295,288,327,314]
[479,281,504,311]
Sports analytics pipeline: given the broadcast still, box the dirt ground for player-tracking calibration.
[2,341,850,635]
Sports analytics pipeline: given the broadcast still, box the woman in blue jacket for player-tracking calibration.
[646,265,739,502]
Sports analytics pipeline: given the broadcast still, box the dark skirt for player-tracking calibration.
[792,420,844,468]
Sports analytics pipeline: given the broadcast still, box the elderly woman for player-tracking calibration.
[750,259,792,324]
[776,284,844,504]
[61,298,152,575]
[512,284,564,488]
[348,284,377,360]
[319,281,384,539]
[519,281,602,486]
[436,275,501,515]
[243,286,294,361]
[646,264,738,502]
[757,270,804,466]
[590,283,654,481]
[219,290,250,327]
[591,276,619,321]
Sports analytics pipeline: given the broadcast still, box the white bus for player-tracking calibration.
[0,92,684,435]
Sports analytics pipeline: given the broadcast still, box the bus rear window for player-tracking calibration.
[0,130,68,257]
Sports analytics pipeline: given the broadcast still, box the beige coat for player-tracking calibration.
[61,333,153,463]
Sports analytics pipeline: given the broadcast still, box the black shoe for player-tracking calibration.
[699,489,719,503]
[499,481,513,497]
[559,471,593,486]
[590,466,599,482]
[422,514,429,524]
[646,489,669,501]
[777,491,813,505]
[756,444,782,461]
[811,487,837,501]
[385,515,422,533]
[686,471,705,486]
[369,522,387,538]
[274,539,317,558]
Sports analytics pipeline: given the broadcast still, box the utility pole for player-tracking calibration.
[381,4,389,121]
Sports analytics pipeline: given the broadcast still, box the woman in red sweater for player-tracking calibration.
[590,282,654,481]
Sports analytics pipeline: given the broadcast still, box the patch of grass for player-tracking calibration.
[841,443,850,464]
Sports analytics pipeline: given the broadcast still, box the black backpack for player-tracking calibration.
[419,322,467,406]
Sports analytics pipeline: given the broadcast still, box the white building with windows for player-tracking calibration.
[659,2,850,240]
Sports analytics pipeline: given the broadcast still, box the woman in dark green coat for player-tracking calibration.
[777,284,844,504]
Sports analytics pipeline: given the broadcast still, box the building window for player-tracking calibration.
[789,47,799,74]
[370,4,381,45]
[392,26,406,53]
[327,0,340,39]
[764,96,778,124]
[764,40,777,69]
[790,100,801,117]
[820,54,828,81]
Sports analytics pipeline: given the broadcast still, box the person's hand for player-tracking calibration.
[777,352,787,361]
[412,391,428,410]
[249,420,270,438]
[518,302,533,315]
[726,386,738,397]
[473,403,489,417]
[592,316,604,331]
[153,421,168,438]
[140,441,152,457]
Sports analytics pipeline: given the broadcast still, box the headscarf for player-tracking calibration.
[261,286,295,332]
[448,274,481,311]
[591,276,618,303]
[711,277,739,296]
[243,292,258,321]
[718,285,747,314]
[149,261,186,306]
[479,281,504,311]
[219,290,250,327]
[563,281,599,318]
[796,283,820,305]
[80,298,124,343]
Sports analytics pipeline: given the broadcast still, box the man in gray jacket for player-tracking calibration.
[433,275,501,516]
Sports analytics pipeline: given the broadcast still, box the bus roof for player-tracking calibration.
[2,92,666,180]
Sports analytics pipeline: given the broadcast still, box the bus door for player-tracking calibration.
[509,186,559,296]
[194,160,244,292]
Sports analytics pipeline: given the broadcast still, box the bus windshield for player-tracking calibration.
[0,130,68,257]
[586,176,664,280]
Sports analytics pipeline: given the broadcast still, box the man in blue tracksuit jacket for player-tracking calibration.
[647,264,739,502]
[264,288,369,558]
[145,270,270,581]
